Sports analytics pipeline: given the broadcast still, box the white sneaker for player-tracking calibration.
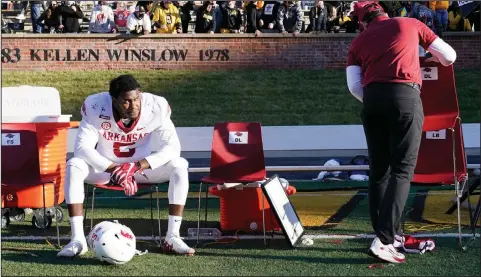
[393,234,405,249]
[57,240,88,258]
[368,237,406,264]
[162,236,195,256]
[15,14,26,20]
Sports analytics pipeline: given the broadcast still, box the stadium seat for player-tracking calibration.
[410,58,476,249]
[196,122,267,243]
[418,58,460,131]
[84,183,163,246]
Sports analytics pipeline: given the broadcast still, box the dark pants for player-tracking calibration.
[361,82,424,245]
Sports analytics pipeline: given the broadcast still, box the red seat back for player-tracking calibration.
[208,122,266,183]
[413,115,467,185]
[419,58,460,131]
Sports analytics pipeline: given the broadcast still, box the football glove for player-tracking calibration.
[123,175,138,196]
[110,162,140,185]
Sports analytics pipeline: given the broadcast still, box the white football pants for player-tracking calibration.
[65,156,189,205]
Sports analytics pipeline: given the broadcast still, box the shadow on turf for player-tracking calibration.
[197,250,375,265]
[1,250,104,266]
[1,218,221,238]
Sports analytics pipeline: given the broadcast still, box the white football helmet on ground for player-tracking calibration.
[87,220,138,265]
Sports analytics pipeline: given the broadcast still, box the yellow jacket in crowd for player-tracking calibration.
[448,11,472,31]
[448,10,461,30]
[243,1,264,10]
[429,1,449,11]
[152,3,181,33]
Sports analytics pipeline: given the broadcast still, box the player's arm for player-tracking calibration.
[139,101,181,170]
[346,42,364,102]
[74,104,116,173]
[416,20,457,66]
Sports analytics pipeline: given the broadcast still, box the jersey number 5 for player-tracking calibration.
[113,142,136,158]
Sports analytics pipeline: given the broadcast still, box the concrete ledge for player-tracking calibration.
[66,124,480,158]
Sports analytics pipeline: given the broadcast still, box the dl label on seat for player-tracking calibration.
[229,131,248,144]
[421,67,438,80]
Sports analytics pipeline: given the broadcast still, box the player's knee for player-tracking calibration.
[67,157,89,173]
[170,157,189,170]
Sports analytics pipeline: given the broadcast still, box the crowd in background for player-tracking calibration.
[1,1,479,35]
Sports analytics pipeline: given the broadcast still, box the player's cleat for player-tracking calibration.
[368,237,406,264]
[57,240,88,259]
[161,236,195,256]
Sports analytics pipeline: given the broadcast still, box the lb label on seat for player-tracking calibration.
[1,133,20,146]
[426,129,446,140]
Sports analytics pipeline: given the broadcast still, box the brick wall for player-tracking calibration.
[1,33,479,71]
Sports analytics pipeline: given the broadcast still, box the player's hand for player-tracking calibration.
[123,176,138,196]
[425,55,440,63]
[268,23,274,29]
[110,162,141,186]
[293,31,300,37]
[255,30,261,37]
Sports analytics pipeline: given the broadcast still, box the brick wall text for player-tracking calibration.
[1,33,479,71]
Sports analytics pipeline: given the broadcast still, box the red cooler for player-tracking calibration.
[209,185,297,233]
[1,86,75,228]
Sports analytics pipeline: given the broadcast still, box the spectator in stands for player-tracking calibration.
[15,1,28,20]
[277,1,303,36]
[394,1,410,17]
[468,7,479,31]
[244,1,262,35]
[338,9,354,33]
[56,1,84,33]
[88,1,116,33]
[211,1,223,33]
[324,1,338,33]
[4,1,14,10]
[152,0,182,33]
[307,0,327,33]
[16,1,45,32]
[259,0,280,33]
[126,5,151,34]
[378,1,395,17]
[37,1,59,33]
[409,1,437,34]
[136,0,155,19]
[178,1,194,33]
[194,1,216,33]
[114,1,130,33]
[219,1,242,33]
[448,2,472,32]
[429,0,449,33]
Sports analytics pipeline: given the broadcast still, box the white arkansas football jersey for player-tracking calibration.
[73,92,181,173]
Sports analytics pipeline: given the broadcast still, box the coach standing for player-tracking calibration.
[346,3,456,264]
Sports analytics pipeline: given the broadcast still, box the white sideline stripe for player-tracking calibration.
[2,233,479,241]
[89,191,469,200]
[188,164,481,173]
